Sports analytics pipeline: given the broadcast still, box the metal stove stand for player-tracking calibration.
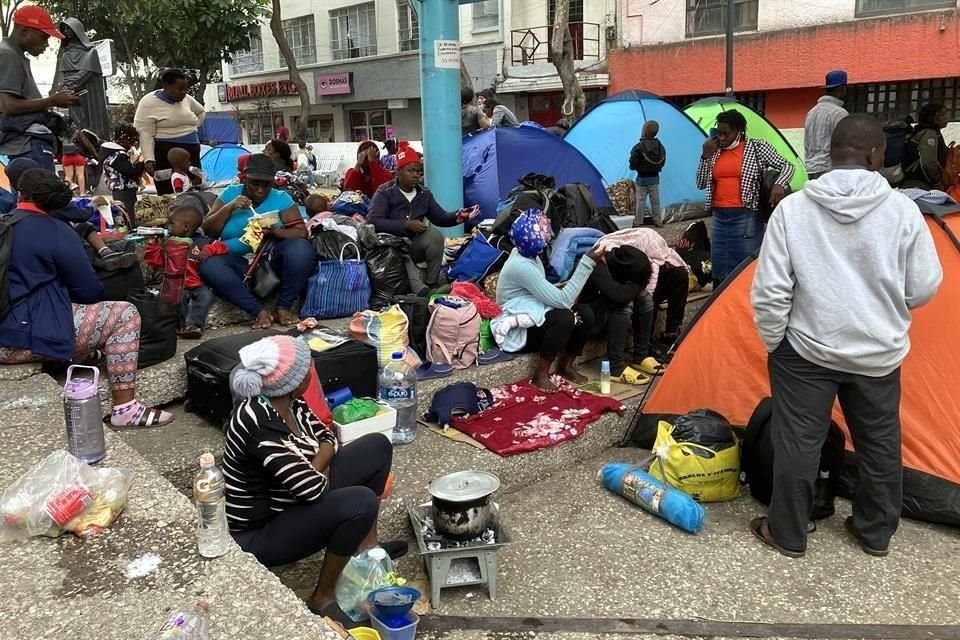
[407,504,511,609]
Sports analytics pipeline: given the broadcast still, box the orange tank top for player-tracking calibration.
[712,144,745,208]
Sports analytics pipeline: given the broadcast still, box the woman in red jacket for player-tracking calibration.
[343,141,392,198]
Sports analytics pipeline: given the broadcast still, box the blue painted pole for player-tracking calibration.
[418,0,464,237]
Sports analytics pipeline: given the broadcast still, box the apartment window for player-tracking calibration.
[331,3,378,60]
[293,115,336,143]
[280,16,317,67]
[472,0,499,31]
[686,0,759,37]
[231,36,263,75]
[846,77,960,122]
[856,0,954,18]
[398,0,419,51]
[350,109,392,142]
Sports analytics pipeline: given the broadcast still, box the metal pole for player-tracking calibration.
[418,0,464,236]
[725,0,734,96]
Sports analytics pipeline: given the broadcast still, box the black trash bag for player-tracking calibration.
[127,289,179,368]
[311,229,356,261]
[87,239,146,301]
[362,231,411,310]
[671,409,737,457]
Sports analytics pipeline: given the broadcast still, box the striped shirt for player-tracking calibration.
[803,96,848,175]
[223,396,338,532]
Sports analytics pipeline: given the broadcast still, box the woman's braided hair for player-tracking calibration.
[17,169,73,212]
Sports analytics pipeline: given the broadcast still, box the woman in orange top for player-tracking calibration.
[696,110,794,285]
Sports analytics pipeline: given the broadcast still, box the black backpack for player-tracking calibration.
[552,183,619,235]
[0,211,34,322]
[743,397,846,520]
[883,119,915,168]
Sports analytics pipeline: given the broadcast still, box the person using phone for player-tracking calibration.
[343,140,392,198]
[696,109,794,285]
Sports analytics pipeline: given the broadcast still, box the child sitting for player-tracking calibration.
[144,200,228,339]
[305,193,330,217]
[101,125,145,226]
[167,147,204,194]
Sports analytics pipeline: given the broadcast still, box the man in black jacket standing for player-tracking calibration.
[629,121,666,227]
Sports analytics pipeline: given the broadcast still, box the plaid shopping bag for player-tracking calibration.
[301,243,371,319]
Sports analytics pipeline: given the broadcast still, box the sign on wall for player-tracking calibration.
[315,72,353,96]
[225,80,299,102]
[434,40,460,69]
[93,39,114,77]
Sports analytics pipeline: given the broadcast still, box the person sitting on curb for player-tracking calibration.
[750,115,942,558]
[367,143,476,296]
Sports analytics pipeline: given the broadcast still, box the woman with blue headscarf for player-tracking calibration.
[492,209,602,391]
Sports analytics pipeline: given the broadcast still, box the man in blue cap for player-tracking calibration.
[803,70,850,179]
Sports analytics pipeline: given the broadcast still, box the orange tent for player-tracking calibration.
[0,160,9,191]
[635,207,960,526]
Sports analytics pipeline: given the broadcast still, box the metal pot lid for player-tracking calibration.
[429,471,500,502]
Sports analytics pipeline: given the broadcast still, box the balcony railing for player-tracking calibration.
[510,22,601,66]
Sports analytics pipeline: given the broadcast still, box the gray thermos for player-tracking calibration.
[63,365,106,463]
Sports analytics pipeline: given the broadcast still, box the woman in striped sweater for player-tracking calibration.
[223,335,403,624]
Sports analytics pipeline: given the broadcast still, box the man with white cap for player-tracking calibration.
[0,6,80,171]
[803,70,850,180]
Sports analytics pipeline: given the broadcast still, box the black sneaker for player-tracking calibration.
[844,517,889,557]
[99,251,139,271]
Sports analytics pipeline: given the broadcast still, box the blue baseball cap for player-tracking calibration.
[825,70,848,89]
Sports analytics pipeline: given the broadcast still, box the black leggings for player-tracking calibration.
[522,305,596,360]
[232,433,392,566]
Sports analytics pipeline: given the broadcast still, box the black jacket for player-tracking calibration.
[367,180,458,238]
[629,139,666,178]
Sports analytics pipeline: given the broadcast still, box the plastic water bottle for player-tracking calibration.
[336,547,394,622]
[600,360,611,395]
[153,600,210,639]
[63,365,106,464]
[193,453,231,558]
[379,352,417,444]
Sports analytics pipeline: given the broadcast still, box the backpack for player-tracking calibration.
[882,119,914,168]
[391,294,430,359]
[743,397,846,520]
[629,139,666,174]
[445,233,508,282]
[552,183,619,235]
[0,212,33,321]
[425,297,481,369]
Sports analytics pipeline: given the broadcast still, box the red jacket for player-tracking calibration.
[144,235,229,289]
[343,162,393,198]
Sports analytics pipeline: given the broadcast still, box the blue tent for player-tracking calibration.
[201,143,251,185]
[199,112,241,144]
[564,90,707,210]
[463,124,613,219]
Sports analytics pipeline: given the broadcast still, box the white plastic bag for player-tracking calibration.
[335,548,394,622]
[0,450,132,542]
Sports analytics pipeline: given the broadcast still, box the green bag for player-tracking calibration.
[480,318,495,352]
[333,398,380,425]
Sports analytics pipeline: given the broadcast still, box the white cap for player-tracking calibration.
[199,452,215,469]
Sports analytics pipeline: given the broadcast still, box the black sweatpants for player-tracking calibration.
[522,305,595,360]
[653,263,688,337]
[590,293,655,376]
[232,433,393,566]
[768,340,902,552]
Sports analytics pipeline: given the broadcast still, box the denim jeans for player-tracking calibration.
[590,293,655,376]
[9,138,56,172]
[181,285,215,328]
[710,207,764,285]
[198,238,315,317]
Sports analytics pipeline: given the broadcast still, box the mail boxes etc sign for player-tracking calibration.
[315,72,352,96]
[224,80,299,102]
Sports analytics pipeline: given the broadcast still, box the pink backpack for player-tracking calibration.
[426,297,481,369]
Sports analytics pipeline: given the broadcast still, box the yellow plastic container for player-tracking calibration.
[351,627,382,640]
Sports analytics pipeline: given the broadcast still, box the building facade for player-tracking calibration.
[612,0,960,144]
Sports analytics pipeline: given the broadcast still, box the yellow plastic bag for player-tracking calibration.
[350,305,421,369]
[649,420,741,502]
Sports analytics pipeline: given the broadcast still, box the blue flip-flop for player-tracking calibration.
[416,362,454,380]
[479,348,514,365]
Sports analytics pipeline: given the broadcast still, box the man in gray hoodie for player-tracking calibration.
[750,115,943,558]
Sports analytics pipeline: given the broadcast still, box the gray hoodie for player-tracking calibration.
[751,168,943,376]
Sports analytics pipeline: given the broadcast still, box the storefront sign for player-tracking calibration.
[225,80,298,102]
[434,40,460,69]
[315,72,352,96]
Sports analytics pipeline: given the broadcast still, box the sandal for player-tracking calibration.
[307,601,356,630]
[750,516,805,558]
[637,357,665,376]
[616,366,651,386]
[109,405,175,430]
[177,325,203,340]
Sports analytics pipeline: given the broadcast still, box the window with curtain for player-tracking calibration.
[685,0,758,37]
[280,16,317,67]
[473,0,499,31]
[398,0,419,52]
[856,0,954,17]
[230,36,263,75]
[330,3,379,60]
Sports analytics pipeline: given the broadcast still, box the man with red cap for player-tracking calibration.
[0,6,80,171]
[368,142,478,296]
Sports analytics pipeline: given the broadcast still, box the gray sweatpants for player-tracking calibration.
[767,340,902,552]
[634,183,662,226]
[403,225,445,294]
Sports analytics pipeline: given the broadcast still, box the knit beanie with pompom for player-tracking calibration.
[231,335,312,398]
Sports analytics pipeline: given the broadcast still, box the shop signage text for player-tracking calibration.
[315,72,353,96]
[225,80,299,102]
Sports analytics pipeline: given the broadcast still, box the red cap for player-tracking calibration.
[395,142,421,170]
[13,6,64,39]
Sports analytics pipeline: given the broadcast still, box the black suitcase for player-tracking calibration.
[184,329,284,427]
[312,339,378,398]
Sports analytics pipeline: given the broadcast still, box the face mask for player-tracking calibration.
[723,135,741,151]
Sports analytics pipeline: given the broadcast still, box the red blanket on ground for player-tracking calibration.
[451,378,625,457]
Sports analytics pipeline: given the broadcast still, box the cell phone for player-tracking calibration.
[709,127,718,139]
[75,89,88,97]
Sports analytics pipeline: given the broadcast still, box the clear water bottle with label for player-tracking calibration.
[193,453,231,558]
[63,365,106,464]
[379,352,417,444]
[153,600,210,639]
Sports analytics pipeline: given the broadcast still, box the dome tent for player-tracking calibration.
[685,97,808,191]
[201,143,252,186]
[462,125,614,220]
[564,90,707,218]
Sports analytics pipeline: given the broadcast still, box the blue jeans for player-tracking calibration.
[181,285,214,328]
[9,138,56,172]
[198,238,315,317]
[710,207,764,285]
